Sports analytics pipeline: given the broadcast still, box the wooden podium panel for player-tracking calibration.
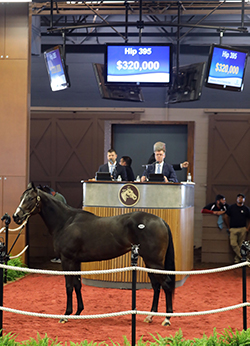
[81,181,194,287]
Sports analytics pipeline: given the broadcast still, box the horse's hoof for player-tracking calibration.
[59,318,68,324]
[144,315,153,323]
[161,318,171,326]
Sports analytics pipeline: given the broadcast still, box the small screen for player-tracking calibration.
[205,44,248,92]
[105,43,172,86]
[44,45,70,92]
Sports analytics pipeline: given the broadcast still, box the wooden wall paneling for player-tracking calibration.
[55,115,95,181]
[0,5,5,56]
[30,117,53,179]
[30,111,141,208]
[28,215,54,266]
[0,60,29,176]
[207,114,250,205]
[0,4,30,264]
[0,177,2,217]
[5,3,29,59]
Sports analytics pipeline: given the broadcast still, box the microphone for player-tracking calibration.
[109,159,114,164]
[142,161,158,168]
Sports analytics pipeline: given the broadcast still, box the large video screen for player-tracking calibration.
[204,44,248,92]
[105,43,172,86]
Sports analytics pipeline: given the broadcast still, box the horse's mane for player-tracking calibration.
[36,186,95,216]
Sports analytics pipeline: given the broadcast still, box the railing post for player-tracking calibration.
[131,244,139,346]
[0,214,10,336]
[240,241,249,330]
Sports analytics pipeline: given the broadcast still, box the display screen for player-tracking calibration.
[44,45,70,92]
[168,62,206,104]
[205,44,248,92]
[105,43,172,86]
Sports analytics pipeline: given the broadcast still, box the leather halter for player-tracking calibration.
[19,192,41,219]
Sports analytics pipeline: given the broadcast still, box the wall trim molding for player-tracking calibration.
[31,107,145,113]
[204,109,250,114]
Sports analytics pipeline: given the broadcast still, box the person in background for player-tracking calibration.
[201,194,229,215]
[147,141,189,170]
[42,185,67,205]
[224,193,250,263]
[201,194,229,230]
[98,148,127,181]
[42,185,67,264]
[141,144,178,183]
[119,156,135,181]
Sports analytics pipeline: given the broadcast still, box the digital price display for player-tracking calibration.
[205,44,248,92]
[105,43,172,86]
[44,46,70,92]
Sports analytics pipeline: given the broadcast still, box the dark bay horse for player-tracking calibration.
[13,183,175,326]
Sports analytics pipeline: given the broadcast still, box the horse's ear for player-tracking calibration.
[30,182,36,190]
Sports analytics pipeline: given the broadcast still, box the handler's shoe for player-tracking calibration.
[51,258,61,264]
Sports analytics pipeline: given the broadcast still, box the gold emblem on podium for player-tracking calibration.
[118,184,140,207]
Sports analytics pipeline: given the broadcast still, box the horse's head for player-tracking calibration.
[125,187,137,200]
[13,182,41,225]
[121,187,137,202]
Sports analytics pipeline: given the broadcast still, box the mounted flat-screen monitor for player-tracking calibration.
[105,43,172,87]
[93,63,144,102]
[44,45,70,91]
[167,62,206,103]
[204,44,248,92]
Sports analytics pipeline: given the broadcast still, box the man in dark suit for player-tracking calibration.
[98,148,127,181]
[141,145,178,183]
[147,141,189,171]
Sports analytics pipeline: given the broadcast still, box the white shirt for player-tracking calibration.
[108,161,117,174]
[155,161,164,174]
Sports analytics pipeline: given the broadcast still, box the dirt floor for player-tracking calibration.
[2,255,250,345]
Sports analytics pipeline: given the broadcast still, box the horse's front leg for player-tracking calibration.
[74,274,84,315]
[60,275,74,323]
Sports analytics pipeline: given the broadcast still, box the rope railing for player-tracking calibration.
[1,261,249,321]
[0,260,249,276]
[9,246,29,260]
[0,219,28,234]
[0,303,249,320]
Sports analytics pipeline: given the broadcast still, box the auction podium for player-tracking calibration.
[81,181,194,288]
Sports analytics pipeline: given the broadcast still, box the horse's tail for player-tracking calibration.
[163,220,176,292]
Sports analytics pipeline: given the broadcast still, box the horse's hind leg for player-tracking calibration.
[161,278,174,326]
[146,272,173,326]
[73,274,84,315]
[144,273,161,324]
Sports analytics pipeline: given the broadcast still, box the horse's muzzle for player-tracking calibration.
[12,213,24,225]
